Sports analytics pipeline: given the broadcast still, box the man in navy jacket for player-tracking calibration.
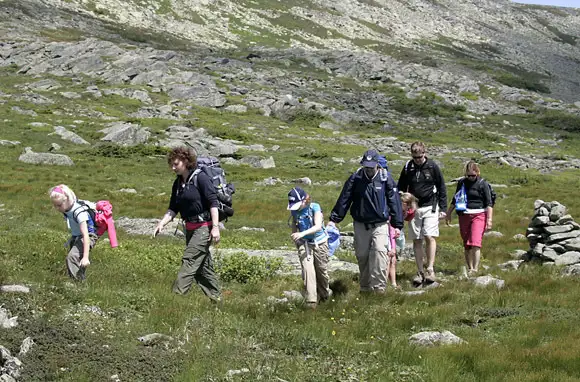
[329,149,404,293]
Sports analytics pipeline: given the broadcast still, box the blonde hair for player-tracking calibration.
[48,184,77,204]
[400,192,418,209]
[464,160,481,176]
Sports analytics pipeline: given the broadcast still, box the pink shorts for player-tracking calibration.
[458,212,487,248]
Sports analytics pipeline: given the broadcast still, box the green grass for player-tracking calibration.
[3,45,580,382]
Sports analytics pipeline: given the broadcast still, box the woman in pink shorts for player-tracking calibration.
[445,161,493,274]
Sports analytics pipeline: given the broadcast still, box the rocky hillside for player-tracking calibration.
[2,0,580,105]
[1,0,580,174]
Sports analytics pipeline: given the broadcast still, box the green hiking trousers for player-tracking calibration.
[173,226,221,300]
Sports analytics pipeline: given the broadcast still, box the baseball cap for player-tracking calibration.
[360,149,379,168]
[287,187,307,210]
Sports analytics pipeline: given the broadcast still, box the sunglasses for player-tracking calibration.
[466,174,477,178]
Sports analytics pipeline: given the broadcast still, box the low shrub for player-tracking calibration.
[539,110,580,132]
[215,252,284,283]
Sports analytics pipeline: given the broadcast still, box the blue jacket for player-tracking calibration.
[330,169,404,229]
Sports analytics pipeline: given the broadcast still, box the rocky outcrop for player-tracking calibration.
[525,200,580,273]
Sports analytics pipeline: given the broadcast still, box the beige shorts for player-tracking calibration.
[409,205,440,240]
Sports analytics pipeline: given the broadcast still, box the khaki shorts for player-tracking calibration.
[409,205,440,240]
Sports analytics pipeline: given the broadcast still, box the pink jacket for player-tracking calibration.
[95,201,118,248]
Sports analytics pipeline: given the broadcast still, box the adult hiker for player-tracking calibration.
[445,160,493,275]
[153,146,221,303]
[49,184,98,281]
[397,142,447,286]
[328,149,404,294]
[287,187,331,309]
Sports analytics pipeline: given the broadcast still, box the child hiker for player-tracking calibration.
[49,184,98,280]
[288,187,331,309]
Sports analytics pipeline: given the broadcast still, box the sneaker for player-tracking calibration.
[412,272,424,287]
[425,268,436,283]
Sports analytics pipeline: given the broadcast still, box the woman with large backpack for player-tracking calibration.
[49,184,98,281]
[288,187,331,309]
[445,161,494,274]
[153,147,221,303]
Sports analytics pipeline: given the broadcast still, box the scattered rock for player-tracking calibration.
[18,337,34,357]
[53,126,90,145]
[409,331,464,346]
[18,147,74,166]
[137,333,174,346]
[0,285,30,294]
[472,275,505,288]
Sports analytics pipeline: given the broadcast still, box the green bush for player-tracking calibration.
[494,73,550,94]
[539,110,580,132]
[215,252,284,283]
[86,143,169,158]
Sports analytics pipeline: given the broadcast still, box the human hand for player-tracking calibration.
[438,211,447,220]
[327,221,336,227]
[387,249,396,258]
[445,215,451,226]
[291,232,304,242]
[80,257,90,268]
[486,220,493,231]
[394,228,401,238]
[153,223,163,238]
[209,226,220,243]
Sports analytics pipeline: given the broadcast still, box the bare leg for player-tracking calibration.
[413,239,424,272]
[388,257,397,287]
[425,236,436,270]
[473,247,481,272]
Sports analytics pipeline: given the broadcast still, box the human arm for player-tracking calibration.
[445,181,461,225]
[329,174,355,224]
[209,207,220,243]
[79,221,91,267]
[433,163,447,215]
[386,176,404,230]
[153,209,177,237]
[481,179,493,230]
[291,209,323,242]
[396,166,408,194]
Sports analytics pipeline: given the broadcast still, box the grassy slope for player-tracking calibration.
[1,56,580,381]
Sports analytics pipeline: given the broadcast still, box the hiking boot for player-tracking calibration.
[425,268,436,283]
[305,302,317,310]
[412,272,424,287]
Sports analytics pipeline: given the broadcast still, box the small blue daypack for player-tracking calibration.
[326,224,340,257]
[455,184,467,212]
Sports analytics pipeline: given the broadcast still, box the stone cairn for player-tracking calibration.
[526,200,580,270]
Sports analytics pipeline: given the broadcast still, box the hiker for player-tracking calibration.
[397,141,447,286]
[445,160,493,274]
[378,155,403,290]
[153,146,221,302]
[388,192,418,289]
[49,184,98,281]
[287,187,331,309]
[329,149,404,294]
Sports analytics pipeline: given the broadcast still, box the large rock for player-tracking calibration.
[547,231,580,243]
[100,123,150,146]
[564,239,580,252]
[554,251,580,266]
[18,147,74,166]
[549,203,567,222]
[409,331,464,346]
[165,84,226,107]
[544,225,574,234]
[53,126,90,145]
